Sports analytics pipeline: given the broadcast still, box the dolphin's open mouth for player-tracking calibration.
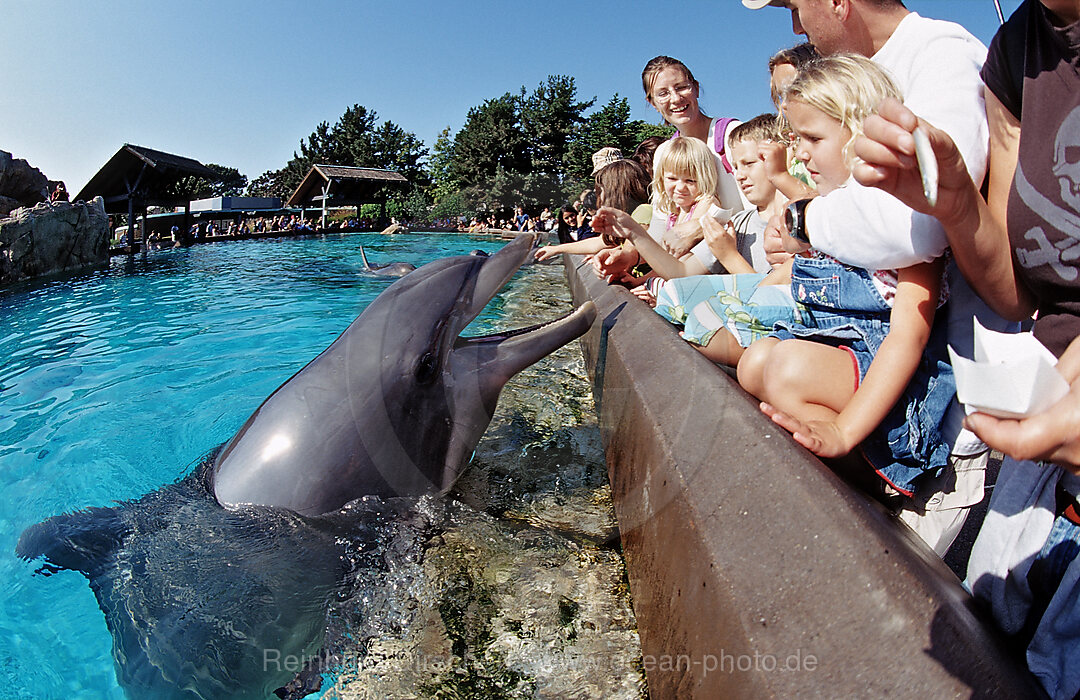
[451,234,597,374]
[453,301,597,378]
[458,309,592,344]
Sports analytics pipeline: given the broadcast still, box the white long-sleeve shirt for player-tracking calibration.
[805,12,989,268]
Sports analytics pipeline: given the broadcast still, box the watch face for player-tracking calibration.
[785,201,810,244]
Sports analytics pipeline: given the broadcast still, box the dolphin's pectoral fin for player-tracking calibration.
[16,505,128,577]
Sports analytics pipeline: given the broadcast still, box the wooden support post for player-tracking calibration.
[321,181,330,231]
[140,208,148,260]
[126,196,135,259]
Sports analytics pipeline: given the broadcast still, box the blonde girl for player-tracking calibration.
[591,136,749,283]
[737,54,955,499]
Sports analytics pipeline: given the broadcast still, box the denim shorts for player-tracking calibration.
[770,255,955,495]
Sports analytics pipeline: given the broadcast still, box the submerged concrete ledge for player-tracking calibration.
[562,254,1041,699]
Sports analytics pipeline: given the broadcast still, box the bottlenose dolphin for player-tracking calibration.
[357,244,416,277]
[215,233,595,515]
[17,233,596,699]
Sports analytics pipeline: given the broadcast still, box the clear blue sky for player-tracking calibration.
[1,0,1020,194]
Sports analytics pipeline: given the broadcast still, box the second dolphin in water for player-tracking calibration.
[357,244,416,277]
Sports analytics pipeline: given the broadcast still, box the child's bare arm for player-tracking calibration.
[763,259,942,456]
[662,220,704,258]
[534,238,609,261]
[760,141,815,201]
[701,217,755,274]
[591,207,707,279]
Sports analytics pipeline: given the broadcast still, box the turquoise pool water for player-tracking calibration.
[0,233,544,698]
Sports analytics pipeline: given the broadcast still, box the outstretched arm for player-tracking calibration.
[662,219,704,258]
[591,207,707,279]
[534,238,609,261]
[853,96,1035,321]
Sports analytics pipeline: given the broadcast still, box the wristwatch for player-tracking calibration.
[785,199,812,246]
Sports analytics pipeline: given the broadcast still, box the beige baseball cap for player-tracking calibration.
[742,0,778,9]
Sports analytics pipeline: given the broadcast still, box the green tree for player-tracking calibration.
[259,104,430,202]
[246,170,285,198]
[430,190,473,222]
[335,105,378,165]
[168,163,248,199]
[398,188,432,222]
[625,120,675,148]
[567,95,675,183]
[566,95,634,184]
[518,75,594,206]
[202,164,248,197]
[450,92,529,211]
[428,126,458,204]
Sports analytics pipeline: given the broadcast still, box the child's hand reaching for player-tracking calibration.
[534,246,558,261]
[661,223,701,258]
[589,206,637,242]
[759,402,855,458]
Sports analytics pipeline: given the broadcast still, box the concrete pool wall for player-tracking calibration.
[561,254,1042,699]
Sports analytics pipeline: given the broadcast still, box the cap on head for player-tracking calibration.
[591,147,623,175]
[742,0,777,8]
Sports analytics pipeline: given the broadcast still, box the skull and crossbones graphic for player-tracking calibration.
[1014,105,1080,282]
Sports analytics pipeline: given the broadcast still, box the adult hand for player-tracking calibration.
[852,97,980,228]
[963,336,1080,472]
[760,402,854,458]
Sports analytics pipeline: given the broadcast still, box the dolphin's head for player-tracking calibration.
[212,234,596,515]
[348,233,597,495]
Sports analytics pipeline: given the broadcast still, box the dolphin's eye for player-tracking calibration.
[415,352,439,384]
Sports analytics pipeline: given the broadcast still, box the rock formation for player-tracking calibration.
[0,197,110,286]
[0,150,49,219]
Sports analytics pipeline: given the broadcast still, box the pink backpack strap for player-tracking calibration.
[672,120,736,174]
[713,118,736,175]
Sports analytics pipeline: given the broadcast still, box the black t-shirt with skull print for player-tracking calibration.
[983,0,1080,357]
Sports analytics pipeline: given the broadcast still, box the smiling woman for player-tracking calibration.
[641,56,745,211]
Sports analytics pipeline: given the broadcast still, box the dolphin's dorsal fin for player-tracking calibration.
[358,245,371,270]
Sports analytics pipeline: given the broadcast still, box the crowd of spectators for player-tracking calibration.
[519,1,1080,695]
